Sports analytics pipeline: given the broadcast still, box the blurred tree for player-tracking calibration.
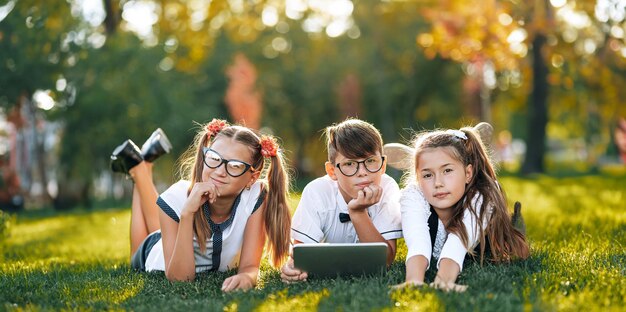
[0,0,75,109]
[102,0,121,35]
[417,0,626,173]
[56,33,203,208]
[0,0,79,206]
[2,0,461,206]
[37,0,226,208]
[14,0,626,209]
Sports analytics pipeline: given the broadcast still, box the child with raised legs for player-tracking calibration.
[280,118,402,282]
[110,119,291,292]
[397,126,529,292]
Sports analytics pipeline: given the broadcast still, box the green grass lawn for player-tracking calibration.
[1,176,625,311]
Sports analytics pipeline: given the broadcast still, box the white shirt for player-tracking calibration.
[400,183,490,271]
[144,180,264,272]
[291,174,402,243]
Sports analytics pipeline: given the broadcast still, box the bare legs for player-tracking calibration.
[128,162,160,255]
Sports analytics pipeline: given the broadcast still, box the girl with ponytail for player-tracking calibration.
[121,118,291,292]
[396,125,529,291]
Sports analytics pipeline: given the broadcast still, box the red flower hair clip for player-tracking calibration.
[206,119,229,138]
[260,136,279,158]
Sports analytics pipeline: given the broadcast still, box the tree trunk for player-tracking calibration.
[521,34,549,174]
[102,0,120,35]
[53,171,92,210]
[22,94,54,206]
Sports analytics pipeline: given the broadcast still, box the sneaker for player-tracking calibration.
[110,139,143,174]
[141,128,172,163]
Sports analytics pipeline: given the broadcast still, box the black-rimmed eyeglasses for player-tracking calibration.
[202,147,256,177]
[335,156,385,177]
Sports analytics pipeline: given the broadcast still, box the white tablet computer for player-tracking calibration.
[293,243,388,278]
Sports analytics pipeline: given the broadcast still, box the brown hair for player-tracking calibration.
[179,123,291,267]
[412,127,529,264]
[325,118,384,163]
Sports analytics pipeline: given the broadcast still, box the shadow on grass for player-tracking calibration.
[1,263,143,310]
[3,235,63,261]
[7,204,129,222]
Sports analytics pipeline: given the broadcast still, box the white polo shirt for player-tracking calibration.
[144,180,264,272]
[291,174,402,243]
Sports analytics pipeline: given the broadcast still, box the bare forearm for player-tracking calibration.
[237,264,259,284]
[437,258,461,284]
[165,213,197,281]
[350,211,385,242]
[405,255,428,283]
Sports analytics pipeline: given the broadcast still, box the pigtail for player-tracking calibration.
[181,119,229,254]
[260,136,292,268]
[189,126,215,253]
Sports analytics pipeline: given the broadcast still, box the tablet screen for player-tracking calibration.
[293,243,387,278]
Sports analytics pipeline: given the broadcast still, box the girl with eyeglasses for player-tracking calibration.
[281,118,402,283]
[110,119,291,291]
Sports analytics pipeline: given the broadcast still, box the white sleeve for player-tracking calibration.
[400,183,433,267]
[290,180,327,243]
[438,193,488,271]
[156,180,191,222]
[371,175,402,240]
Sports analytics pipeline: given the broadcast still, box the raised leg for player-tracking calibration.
[130,185,149,255]
[128,162,160,255]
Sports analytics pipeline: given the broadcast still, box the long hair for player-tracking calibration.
[412,127,529,264]
[178,123,291,268]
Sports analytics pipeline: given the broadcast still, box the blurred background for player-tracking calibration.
[0,0,625,211]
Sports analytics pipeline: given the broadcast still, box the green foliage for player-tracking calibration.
[0,0,77,107]
[2,0,625,208]
[1,176,625,310]
[57,33,208,179]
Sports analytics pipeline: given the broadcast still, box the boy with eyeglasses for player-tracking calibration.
[281,118,402,283]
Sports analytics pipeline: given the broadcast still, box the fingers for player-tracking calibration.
[222,275,254,292]
[391,280,425,290]
[182,182,223,215]
[393,280,466,292]
[194,182,220,204]
[354,185,382,207]
[280,266,301,281]
[203,190,216,204]
[355,189,366,203]
[281,272,308,283]
[364,185,382,202]
[221,277,236,292]
[367,184,383,202]
[280,262,307,283]
[429,280,468,293]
